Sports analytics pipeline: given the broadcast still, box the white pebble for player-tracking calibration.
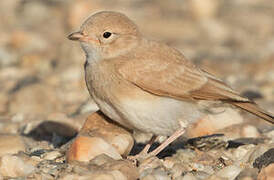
[215,165,242,179]
[0,155,35,177]
[42,151,62,160]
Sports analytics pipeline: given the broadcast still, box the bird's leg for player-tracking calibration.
[127,135,156,164]
[148,128,185,156]
[139,135,157,155]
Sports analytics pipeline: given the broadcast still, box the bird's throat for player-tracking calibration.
[80,42,102,63]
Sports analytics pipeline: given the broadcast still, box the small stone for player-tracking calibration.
[0,155,35,177]
[241,125,260,138]
[139,157,163,173]
[190,0,219,20]
[257,163,274,180]
[192,163,214,175]
[163,158,175,169]
[11,113,25,123]
[169,163,187,178]
[0,135,25,157]
[42,151,62,160]
[232,144,256,163]
[152,169,170,180]
[186,107,243,138]
[265,130,274,140]
[100,158,139,180]
[206,175,223,180]
[92,173,116,180]
[215,165,243,179]
[253,148,274,170]
[0,48,17,67]
[249,146,274,167]
[67,155,138,179]
[141,168,170,180]
[185,134,228,151]
[67,136,122,162]
[109,170,127,180]
[67,111,134,162]
[141,174,156,180]
[235,168,258,180]
[193,171,211,179]
[81,112,134,156]
[182,173,198,180]
[241,90,263,101]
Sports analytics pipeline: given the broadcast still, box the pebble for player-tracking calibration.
[66,154,139,180]
[67,136,122,162]
[168,163,186,178]
[190,0,219,20]
[257,163,274,180]
[141,168,170,180]
[0,155,35,177]
[186,107,243,138]
[152,169,170,180]
[42,150,62,160]
[249,145,273,166]
[0,134,25,157]
[109,170,127,180]
[0,48,17,67]
[182,173,198,180]
[11,113,25,123]
[241,125,260,138]
[59,174,85,180]
[67,112,134,162]
[265,130,274,140]
[235,168,258,180]
[253,148,274,170]
[231,144,256,163]
[215,165,243,179]
[83,112,134,156]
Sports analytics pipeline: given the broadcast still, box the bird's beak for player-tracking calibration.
[67,31,100,44]
[67,31,85,41]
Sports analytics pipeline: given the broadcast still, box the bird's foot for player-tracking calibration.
[127,150,151,166]
[127,152,160,172]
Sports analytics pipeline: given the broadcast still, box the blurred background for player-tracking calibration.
[0,0,273,139]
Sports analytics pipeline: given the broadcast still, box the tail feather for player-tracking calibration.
[231,102,274,124]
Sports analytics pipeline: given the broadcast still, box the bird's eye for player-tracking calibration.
[103,32,112,38]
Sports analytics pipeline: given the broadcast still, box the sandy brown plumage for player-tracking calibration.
[118,40,274,124]
[68,11,274,157]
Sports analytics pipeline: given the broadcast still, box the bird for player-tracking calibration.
[68,11,274,157]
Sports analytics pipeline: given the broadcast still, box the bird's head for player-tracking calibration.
[68,11,141,61]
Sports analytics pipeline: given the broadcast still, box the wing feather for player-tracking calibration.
[118,57,208,100]
[117,43,273,123]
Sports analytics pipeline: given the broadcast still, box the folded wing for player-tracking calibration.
[118,55,274,124]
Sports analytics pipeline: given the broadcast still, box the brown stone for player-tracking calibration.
[67,111,134,163]
[257,163,274,180]
[0,135,25,157]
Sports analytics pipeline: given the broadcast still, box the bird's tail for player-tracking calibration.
[231,101,274,124]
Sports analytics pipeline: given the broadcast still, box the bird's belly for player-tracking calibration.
[93,91,203,136]
[92,95,134,129]
[116,94,203,136]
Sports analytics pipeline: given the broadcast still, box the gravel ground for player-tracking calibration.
[0,0,273,179]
